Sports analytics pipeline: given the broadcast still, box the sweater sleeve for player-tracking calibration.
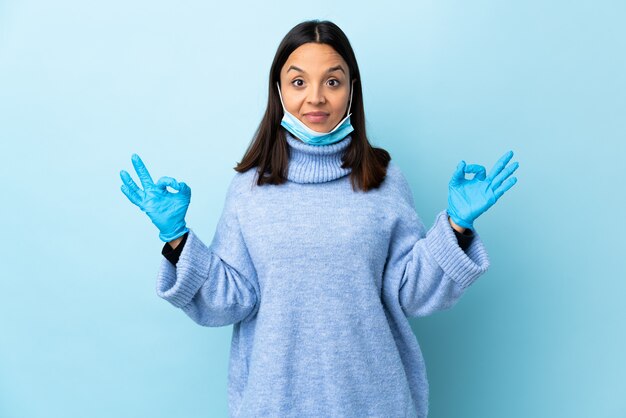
[155,174,260,327]
[382,168,489,319]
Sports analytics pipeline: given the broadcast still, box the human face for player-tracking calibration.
[279,43,352,133]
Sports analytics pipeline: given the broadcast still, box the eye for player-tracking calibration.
[290,79,341,88]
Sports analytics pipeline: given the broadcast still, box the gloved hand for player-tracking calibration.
[120,153,191,242]
[447,150,519,230]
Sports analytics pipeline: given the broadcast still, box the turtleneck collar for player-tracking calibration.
[284,130,352,184]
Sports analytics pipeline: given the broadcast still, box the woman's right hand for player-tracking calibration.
[120,153,191,242]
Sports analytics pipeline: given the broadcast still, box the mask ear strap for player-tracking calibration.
[276,81,286,108]
[346,80,355,116]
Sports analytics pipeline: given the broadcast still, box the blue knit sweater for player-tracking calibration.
[155,131,490,417]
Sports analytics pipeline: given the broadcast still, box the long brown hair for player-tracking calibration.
[235,19,391,192]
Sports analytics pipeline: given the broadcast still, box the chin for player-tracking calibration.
[306,120,336,133]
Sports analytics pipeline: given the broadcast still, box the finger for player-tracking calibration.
[451,160,466,183]
[157,177,191,197]
[464,164,487,180]
[120,184,142,206]
[156,176,180,191]
[494,177,518,200]
[486,150,514,183]
[491,161,520,191]
[120,170,144,198]
[131,153,155,189]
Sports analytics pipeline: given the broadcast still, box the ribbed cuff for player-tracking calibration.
[156,228,214,308]
[425,210,490,289]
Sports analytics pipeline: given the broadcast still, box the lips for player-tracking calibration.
[304,112,330,123]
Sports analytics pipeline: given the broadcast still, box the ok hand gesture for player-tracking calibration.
[447,150,519,230]
[120,153,191,242]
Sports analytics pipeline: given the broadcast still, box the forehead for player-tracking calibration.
[282,43,347,74]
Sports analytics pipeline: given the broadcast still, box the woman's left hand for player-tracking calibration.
[447,150,519,230]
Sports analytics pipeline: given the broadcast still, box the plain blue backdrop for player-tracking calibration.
[1,1,625,417]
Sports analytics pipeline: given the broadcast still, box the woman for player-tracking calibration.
[119,19,518,418]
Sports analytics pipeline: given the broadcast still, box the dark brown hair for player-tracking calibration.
[234,19,391,192]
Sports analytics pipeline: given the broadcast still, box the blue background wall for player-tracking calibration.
[1,1,624,417]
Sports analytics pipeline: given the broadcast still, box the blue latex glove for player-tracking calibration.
[447,150,519,230]
[119,153,191,242]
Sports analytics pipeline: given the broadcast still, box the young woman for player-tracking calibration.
[120,19,518,418]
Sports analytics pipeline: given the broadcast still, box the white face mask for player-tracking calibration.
[276,81,354,146]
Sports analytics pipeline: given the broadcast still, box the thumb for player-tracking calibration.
[177,181,191,196]
[451,160,466,184]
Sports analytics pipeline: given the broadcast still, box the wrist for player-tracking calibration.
[168,235,184,250]
[448,216,466,233]
[159,223,189,243]
[446,207,474,230]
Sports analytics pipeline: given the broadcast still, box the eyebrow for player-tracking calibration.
[287,65,345,75]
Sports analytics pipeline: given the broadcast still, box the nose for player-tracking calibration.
[306,85,326,104]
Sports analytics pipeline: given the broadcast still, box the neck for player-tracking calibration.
[284,130,352,184]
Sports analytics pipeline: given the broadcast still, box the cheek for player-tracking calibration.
[286,101,301,115]
[333,98,349,115]
[284,94,303,114]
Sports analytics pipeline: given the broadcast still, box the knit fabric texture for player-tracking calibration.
[155,130,490,417]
